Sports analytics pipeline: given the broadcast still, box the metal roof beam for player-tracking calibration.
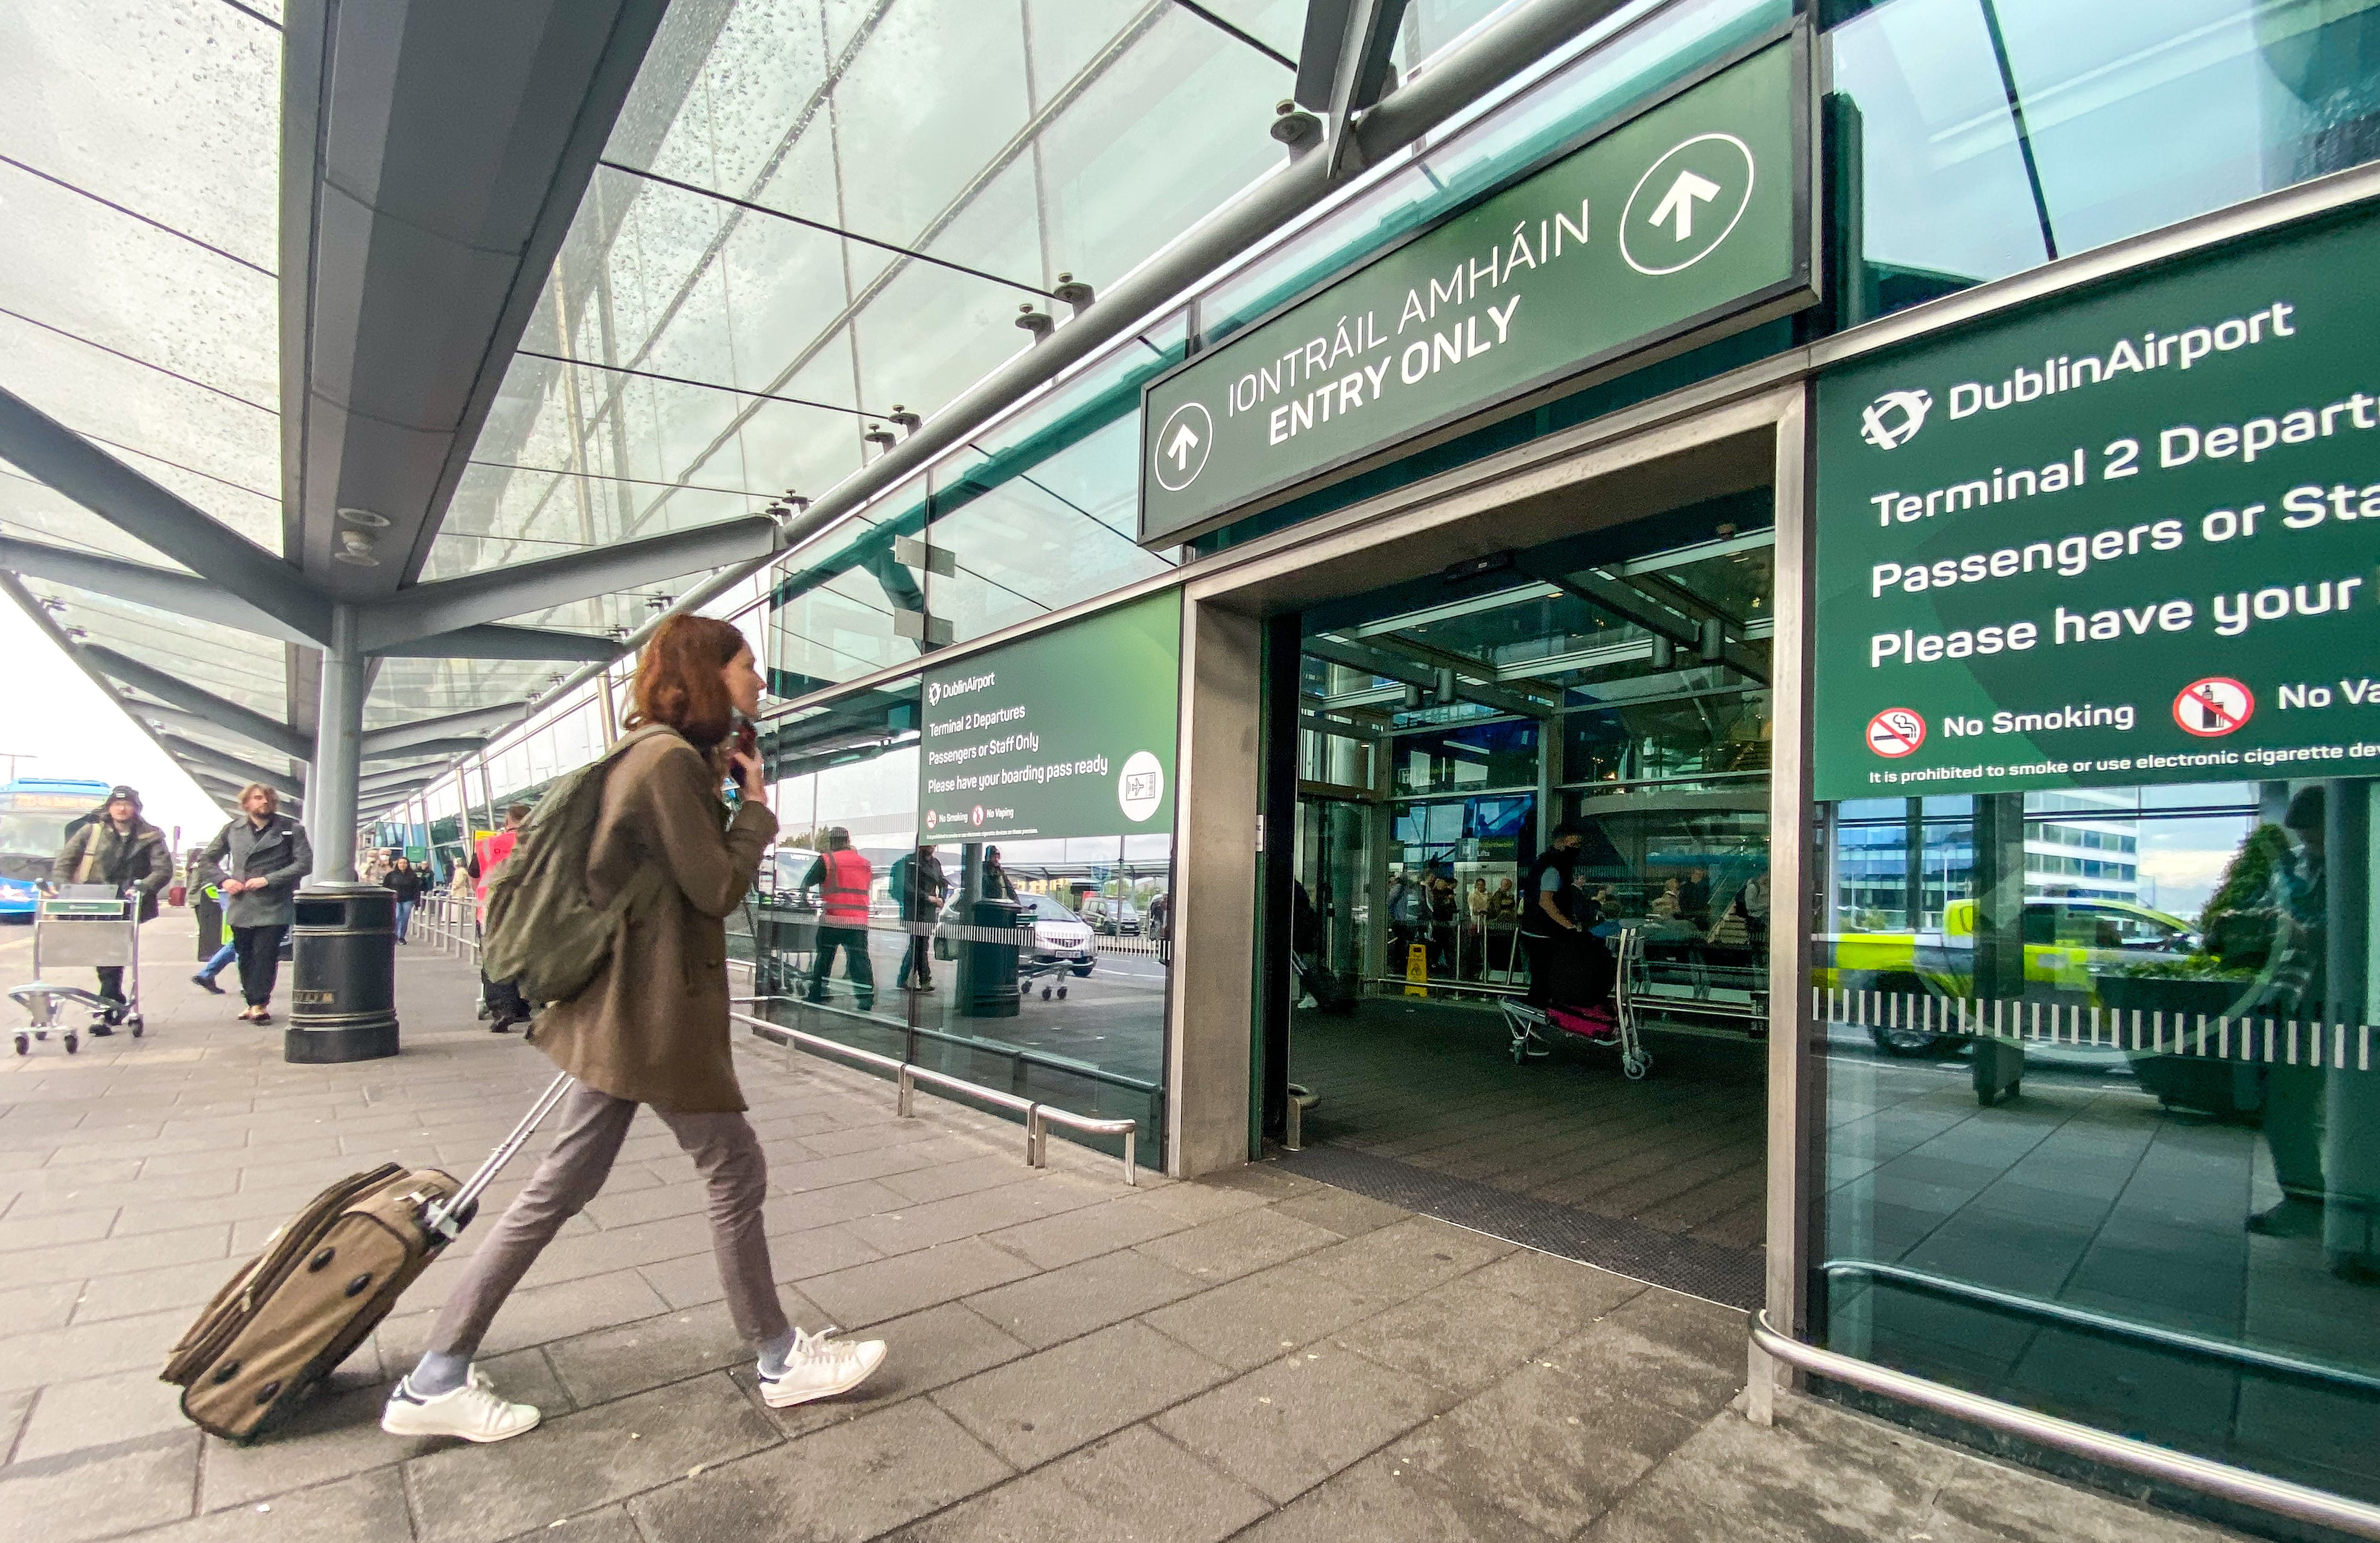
[1535,567,1770,684]
[370,622,624,662]
[81,646,311,762]
[360,701,533,753]
[1297,0,1411,178]
[117,699,237,743]
[158,735,305,798]
[354,515,784,650]
[196,773,298,815]
[0,385,331,640]
[1302,634,1551,719]
[0,535,319,644]
[282,0,670,595]
[360,765,441,796]
[364,737,485,763]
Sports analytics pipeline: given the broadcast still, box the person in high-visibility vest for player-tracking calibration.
[799,826,876,1013]
[472,804,533,1032]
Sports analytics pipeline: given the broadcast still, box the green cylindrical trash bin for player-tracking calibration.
[955,896,1022,1019]
[287,882,399,1063]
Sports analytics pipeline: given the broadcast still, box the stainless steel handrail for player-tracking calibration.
[1749,1312,2380,1541]
[1285,1083,1319,1152]
[731,1007,1136,1185]
[1826,1259,2380,1399]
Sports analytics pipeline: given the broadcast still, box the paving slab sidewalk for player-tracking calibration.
[0,919,2248,1542]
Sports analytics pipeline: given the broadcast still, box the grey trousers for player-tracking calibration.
[426,1085,789,1358]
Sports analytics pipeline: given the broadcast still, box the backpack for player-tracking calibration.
[479,725,673,1005]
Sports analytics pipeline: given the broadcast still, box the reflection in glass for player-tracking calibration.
[749,679,1167,1165]
[1830,0,2380,319]
[1819,777,2380,1501]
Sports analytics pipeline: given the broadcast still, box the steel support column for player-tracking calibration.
[309,604,367,884]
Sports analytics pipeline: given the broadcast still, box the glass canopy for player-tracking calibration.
[0,0,1360,810]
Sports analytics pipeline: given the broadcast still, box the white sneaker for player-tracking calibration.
[757,1326,887,1408]
[380,1367,541,1442]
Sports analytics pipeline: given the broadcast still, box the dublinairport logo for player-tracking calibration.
[1860,389,1933,450]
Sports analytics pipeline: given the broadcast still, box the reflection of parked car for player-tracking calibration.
[1084,899,1141,936]
[1822,897,2199,1055]
[934,891,1098,975]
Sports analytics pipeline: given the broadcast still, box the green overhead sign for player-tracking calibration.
[1812,208,2380,801]
[1138,33,1812,546]
[918,590,1182,843]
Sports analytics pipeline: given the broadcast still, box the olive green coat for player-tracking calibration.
[529,731,777,1113]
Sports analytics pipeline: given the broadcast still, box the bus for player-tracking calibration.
[0,778,112,921]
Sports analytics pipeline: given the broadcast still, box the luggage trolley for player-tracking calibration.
[9,884,146,1055]
[1500,926,1651,1079]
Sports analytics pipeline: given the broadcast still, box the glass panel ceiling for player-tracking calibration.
[0,0,283,552]
[18,582,287,720]
[425,0,1303,577]
[0,0,1599,806]
[368,658,565,732]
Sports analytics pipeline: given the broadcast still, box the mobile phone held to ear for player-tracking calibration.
[733,717,758,762]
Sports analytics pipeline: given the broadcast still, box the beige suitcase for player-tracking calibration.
[161,1075,572,1442]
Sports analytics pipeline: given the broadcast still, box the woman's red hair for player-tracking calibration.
[625,614,748,748]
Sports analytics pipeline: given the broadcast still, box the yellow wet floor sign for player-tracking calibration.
[1404,942,1429,996]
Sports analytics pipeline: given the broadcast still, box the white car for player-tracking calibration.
[934,891,1098,976]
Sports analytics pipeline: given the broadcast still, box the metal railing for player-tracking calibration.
[730,1005,1136,1186]
[402,905,1142,1183]
[412,890,480,963]
[1750,1312,2380,1541]
[1824,1259,2380,1399]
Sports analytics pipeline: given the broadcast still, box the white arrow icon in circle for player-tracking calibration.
[1647,170,1720,241]
[1151,401,1212,492]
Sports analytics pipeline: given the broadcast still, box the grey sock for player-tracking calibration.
[757,1329,798,1378]
[408,1351,471,1397]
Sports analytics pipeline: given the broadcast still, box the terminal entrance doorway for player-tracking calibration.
[1269,492,1774,1308]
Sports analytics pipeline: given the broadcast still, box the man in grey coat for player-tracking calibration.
[197,783,313,1025]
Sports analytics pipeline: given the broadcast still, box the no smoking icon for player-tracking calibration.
[2174,677,2254,737]
[1866,708,1926,758]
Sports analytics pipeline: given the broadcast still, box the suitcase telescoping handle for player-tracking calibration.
[422,1073,575,1244]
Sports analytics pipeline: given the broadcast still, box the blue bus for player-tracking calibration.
[0,778,112,920]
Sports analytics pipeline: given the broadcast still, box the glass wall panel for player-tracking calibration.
[926,415,1171,646]
[1818,775,2380,1501]
[1830,0,2380,319]
[751,680,922,1049]
[750,675,1166,1163]
[919,831,1172,1153]
[766,479,929,698]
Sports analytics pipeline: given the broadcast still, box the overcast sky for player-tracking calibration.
[1,600,228,848]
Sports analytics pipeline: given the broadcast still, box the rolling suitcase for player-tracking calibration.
[162,1074,576,1442]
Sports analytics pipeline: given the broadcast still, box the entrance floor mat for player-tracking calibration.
[1274,1140,1765,1309]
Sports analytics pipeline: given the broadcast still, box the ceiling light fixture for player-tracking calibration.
[335,506,389,566]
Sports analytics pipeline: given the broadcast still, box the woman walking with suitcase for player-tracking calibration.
[382,616,886,1443]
